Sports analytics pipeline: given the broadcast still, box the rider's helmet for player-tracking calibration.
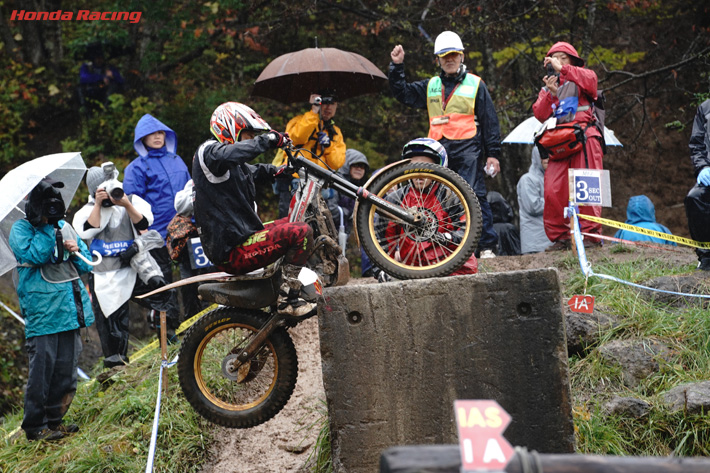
[210,102,270,144]
[401,138,448,167]
[434,31,464,56]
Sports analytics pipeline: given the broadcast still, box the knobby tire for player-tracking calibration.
[356,162,481,279]
[177,307,298,428]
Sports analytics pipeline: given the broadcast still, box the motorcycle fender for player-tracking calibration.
[351,158,409,246]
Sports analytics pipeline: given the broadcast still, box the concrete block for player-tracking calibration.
[318,268,573,473]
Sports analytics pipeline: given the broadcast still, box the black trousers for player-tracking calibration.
[685,184,710,261]
[22,330,80,436]
[149,246,181,330]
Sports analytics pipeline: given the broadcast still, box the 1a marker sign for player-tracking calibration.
[455,400,514,471]
[568,295,594,314]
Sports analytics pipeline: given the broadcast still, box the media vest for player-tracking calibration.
[426,73,481,140]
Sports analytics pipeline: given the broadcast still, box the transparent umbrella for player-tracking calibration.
[0,152,97,276]
[502,116,623,146]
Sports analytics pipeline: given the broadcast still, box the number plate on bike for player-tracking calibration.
[189,237,214,269]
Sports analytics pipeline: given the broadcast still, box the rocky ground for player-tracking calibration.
[1,243,705,472]
[196,243,704,473]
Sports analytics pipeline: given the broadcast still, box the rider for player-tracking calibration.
[192,102,316,317]
[383,138,477,275]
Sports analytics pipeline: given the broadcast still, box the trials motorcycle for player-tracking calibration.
[145,145,482,428]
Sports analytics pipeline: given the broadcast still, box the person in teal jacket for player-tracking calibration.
[613,195,676,246]
[9,179,95,442]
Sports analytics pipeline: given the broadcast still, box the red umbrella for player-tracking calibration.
[252,47,387,104]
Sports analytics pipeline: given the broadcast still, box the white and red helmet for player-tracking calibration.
[210,102,270,144]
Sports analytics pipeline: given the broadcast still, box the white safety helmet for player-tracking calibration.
[434,31,464,57]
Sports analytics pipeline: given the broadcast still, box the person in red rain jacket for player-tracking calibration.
[383,138,477,275]
[532,42,604,250]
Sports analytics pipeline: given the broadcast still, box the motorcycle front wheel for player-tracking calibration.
[177,307,298,428]
[356,162,481,279]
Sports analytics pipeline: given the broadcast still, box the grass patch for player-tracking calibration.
[568,256,710,456]
[0,343,212,473]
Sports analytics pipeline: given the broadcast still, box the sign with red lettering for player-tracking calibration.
[454,400,514,471]
[568,295,594,314]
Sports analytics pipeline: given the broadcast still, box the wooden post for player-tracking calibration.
[159,311,168,393]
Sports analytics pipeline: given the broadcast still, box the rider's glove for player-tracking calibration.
[316,131,331,148]
[118,242,139,266]
[275,164,295,178]
[698,167,710,186]
[373,267,392,283]
[266,130,291,149]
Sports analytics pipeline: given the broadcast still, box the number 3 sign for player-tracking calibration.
[568,169,612,207]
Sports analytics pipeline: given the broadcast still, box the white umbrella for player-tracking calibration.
[502,116,623,146]
[0,152,97,276]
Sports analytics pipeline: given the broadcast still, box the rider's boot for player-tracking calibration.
[277,265,318,317]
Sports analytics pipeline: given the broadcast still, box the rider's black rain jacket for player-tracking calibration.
[192,136,277,265]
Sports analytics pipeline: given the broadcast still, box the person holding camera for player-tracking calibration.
[388,31,502,259]
[532,42,604,251]
[73,163,174,367]
[272,89,346,218]
[9,178,95,441]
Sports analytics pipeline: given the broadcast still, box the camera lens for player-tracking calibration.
[109,187,124,200]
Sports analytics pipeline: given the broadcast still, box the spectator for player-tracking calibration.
[685,98,710,271]
[388,31,502,259]
[273,90,347,218]
[517,147,552,254]
[78,43,124,114]
[193,102,316,317]
[336,149,370,236]
[614,195,676,246]
[487,191,521,256]
[532,42,604,250]
[9,178,95,441]
[73,163,176,367]
[123,114,190,337]
[166,179,210,319]
[380,138,478,276]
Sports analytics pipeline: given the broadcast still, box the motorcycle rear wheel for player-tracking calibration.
[356,162,481,279]
[177,307,298,428]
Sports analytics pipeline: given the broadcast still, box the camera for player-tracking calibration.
[41,186,66,225]
[545,63,559,77]
[99,162,124,207]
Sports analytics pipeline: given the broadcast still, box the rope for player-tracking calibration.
[145,359,167,473]
[576,213,710,249]
[570,205,710,299]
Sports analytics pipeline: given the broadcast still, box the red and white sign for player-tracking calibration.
[568,295,595,314]
[454,400,514,471]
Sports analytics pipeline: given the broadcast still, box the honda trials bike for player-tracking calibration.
[159,145,482,428]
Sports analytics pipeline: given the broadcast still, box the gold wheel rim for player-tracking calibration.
[194,323,278,412]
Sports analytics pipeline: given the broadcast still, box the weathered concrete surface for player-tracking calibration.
[318,268,573,473]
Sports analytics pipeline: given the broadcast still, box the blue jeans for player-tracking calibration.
[22,330,81,435]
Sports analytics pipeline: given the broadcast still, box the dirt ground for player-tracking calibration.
[198,315,326,473]
[197,243,699,473]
